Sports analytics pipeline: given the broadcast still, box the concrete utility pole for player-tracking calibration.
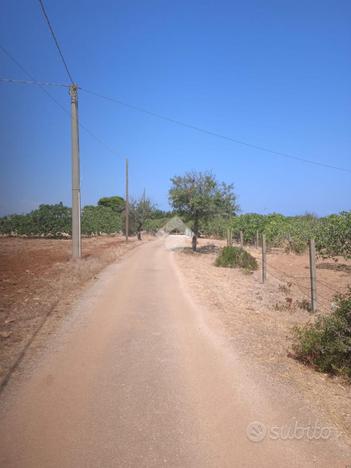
[125,158,129,241]
[69,84,81,258]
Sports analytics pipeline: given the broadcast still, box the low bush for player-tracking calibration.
[215,246,258,271]
[292,288,351,379]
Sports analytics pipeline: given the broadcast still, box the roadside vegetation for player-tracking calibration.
[293,288,351,379]
[0,196,173,238]
[215,246,258,272]
[1,189,350,262]
[201,211,351,260]
[169,170,238,251]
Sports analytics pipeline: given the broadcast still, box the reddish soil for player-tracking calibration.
[0,236,143,383]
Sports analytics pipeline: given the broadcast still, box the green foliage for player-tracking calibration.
[98,195,125,213]
[0,202,122,237]
[81,205,121,235]
[169,171,238,250]
[0,203,71,237]
[200,217,229,239]
[316,212,351,259]
[293,289,351,378]
[143,217,172,234]
[122,197,156,236]
[0,213,34,236]
[230,213,267,243]
[169,172,238,230]
[215,246,258,271]
[149,209,173,220]
[260,213,291,246]
[1,195,350,259]
[202,211,351,259]
[284,214,319,254]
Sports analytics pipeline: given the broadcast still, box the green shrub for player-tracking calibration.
[81,205,121,235]
[200,217,229,239]
[230,213,267,244]
[285,238,308,255]
[316,211,351,259]
[0,203,122,237]
[0,203,71,237]
[215,246,258,271]
[184,211,351,260]
[292,288,351,378]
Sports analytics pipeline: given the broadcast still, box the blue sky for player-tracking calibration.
[0,0,350,216]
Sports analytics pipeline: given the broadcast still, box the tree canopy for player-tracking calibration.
[98,196,125,213]
[122,196,156,238]
[169,171,238,250]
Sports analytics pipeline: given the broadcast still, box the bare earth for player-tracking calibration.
[0,236,142,384]
[0,235,350,467]
[174,237,351,441]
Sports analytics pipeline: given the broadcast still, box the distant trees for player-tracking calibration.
[98,196,125,213]
[316,211,351,259]
[0,202,121,237]
[169,171,238,251]
[0,203,71,237]
[0,193,350,261]
[81,205,122,235]
[125,197,156,239]
[0,193,172,238]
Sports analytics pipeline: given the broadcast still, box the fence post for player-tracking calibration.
[256,230,259,249]
[309,239,317,312]
[240,230,244,248]
[226,228,230,246]
[262,234,267,283]
[229,228,232,246]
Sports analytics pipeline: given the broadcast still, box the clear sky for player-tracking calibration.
[0,0,350,216]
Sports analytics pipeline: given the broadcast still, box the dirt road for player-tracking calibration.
[0,236,350,467]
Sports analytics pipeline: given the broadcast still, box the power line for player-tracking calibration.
[0,45,40,80]
[0,77,69,87]
[78,121,117,155]
[80,87,351,174]
[0,45,117,156]
[37,0,74,84]
[0,44,69,113]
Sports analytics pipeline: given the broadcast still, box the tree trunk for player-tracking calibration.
[192,217,199,252]
[192,234,197,252]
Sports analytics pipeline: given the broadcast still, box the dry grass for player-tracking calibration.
[174,237,351,440]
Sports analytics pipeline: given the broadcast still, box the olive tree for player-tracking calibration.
[123,196,155,239]
[169,171,238,251]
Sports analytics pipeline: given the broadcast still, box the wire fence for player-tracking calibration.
[228,230,348,315]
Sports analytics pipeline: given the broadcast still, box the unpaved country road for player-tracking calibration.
[0,236,350,467]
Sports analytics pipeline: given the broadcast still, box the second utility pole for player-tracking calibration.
[125,158,129,241]
[70,84,81,258]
